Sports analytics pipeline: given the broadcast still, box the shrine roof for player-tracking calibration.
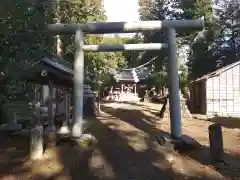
[37,49,73,75]
[20,49,74,87]
[115,69,151,82]
[1,50,91,87]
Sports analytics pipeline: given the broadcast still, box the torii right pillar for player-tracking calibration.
[165,28,198,151]
[167,28,182,139]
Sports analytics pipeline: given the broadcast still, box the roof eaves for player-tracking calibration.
[189,61,240,85]
[42,57,73,75]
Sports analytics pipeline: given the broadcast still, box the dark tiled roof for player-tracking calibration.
[189,60,240,84]
[38,49,73,75]
[117,68,151,82]
[18,49,74,86]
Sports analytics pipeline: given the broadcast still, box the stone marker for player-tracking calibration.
[209,124,224,163]
[30,124,43,160]
[30,102,43,160]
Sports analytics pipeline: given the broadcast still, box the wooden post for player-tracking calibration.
[69,88,72,125]
[47,81,55,128]
[58,89,70,135]
[122,84,124,101]
[44,80,56,146]
[13,112,17,124]
[41,85,49,104]
[65,89,69,125]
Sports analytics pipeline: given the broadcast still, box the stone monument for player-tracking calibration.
[30,102,43,160]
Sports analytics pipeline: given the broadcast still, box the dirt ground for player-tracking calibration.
[0,102,239,180]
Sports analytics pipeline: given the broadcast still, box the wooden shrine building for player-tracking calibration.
[112,69,150,102]
[22,49,73,88]
[19,49,95,129]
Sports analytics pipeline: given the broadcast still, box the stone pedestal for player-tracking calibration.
[72,121,84,138]
[30,125,43,160]
[156,134,201,152]
[58,89,70,135]
[180,98,192,120]
[58,125,70,135]
[159,94,192,120]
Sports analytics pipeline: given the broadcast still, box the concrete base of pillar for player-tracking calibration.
[72,133,94,142]
[72,122,83,138]
[58,125,70,135]
[71,133,95,147]
[44,126,56,147]
[156,134,201,153]
[72,120,91,138]
[57,133,97,148]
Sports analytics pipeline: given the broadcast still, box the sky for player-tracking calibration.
[103,0,140,37]
[103,0,190,64]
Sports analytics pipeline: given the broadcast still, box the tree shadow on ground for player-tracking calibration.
[207,116,240,129]
[117,101,171,119]
[52,140,99,180]
[185,144,240,179]
[0,104,239,180]
[0,135,30,179]
[0,130,98,180]
[101,105,168,138]
[119,101,163,112]
[86,120,173,180]
[83,118,222,180]
[101,105,240,180]
[0,119,225,180]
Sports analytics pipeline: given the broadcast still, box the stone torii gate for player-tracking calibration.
[47,19,204,145]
